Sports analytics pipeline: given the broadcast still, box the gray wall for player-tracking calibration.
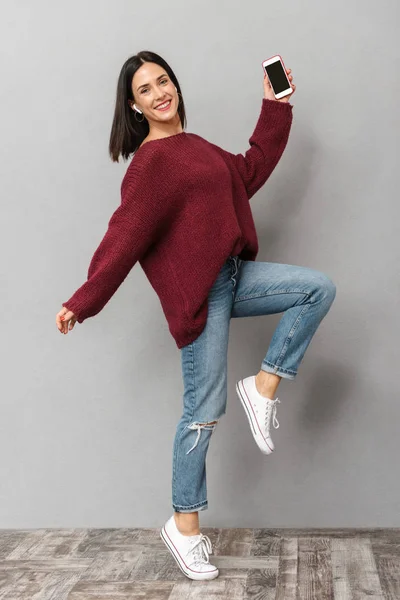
[1,0,399,528]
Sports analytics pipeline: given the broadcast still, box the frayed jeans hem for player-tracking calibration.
[261,361,297,380]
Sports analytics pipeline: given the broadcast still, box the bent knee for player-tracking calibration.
[324,276,336,302]
[316,274,337,309]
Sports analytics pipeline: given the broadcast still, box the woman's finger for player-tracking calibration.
[62,309,75,321]
[56,314,66,332]
[61,316,68,333]
[57,307,69,320]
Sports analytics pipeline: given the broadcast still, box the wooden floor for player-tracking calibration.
[0,527,399,599]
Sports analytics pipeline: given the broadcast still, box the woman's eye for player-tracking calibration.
[141,80,168,93]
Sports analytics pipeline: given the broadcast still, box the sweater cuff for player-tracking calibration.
[258,97,293,127]
[62,301,86,324]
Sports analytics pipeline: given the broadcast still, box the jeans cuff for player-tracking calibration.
[261,361,297,380]
[172,501,208,513]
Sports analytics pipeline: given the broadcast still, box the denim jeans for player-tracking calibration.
[172,255,336,513]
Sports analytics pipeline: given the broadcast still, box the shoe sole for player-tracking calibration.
[235,380,274,454]
[160,527,219,581]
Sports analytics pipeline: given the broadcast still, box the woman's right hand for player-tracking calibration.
[56,306,77,335]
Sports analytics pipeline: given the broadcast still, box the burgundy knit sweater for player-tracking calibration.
[62,98,293,348]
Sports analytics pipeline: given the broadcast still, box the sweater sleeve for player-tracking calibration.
[61,153,167,324]
[210,98,293,200]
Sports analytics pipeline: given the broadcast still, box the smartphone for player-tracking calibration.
[262,55,293,100]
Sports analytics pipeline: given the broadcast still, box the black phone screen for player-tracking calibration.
[264,60,289,94]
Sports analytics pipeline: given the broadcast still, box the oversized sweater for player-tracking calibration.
[62,98,293,348]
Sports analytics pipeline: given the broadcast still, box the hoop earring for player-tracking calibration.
[134,110,144,122]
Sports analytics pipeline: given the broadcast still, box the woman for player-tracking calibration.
[56,50,336,581]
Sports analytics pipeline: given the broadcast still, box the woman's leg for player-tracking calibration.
[172,257,236,532]
[232,259,337,379]
[232,258,336,454]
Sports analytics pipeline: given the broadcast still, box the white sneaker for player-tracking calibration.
[236,375,281,454]
[160,514,219,581]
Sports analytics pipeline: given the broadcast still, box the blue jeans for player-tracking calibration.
[172,255,336,513]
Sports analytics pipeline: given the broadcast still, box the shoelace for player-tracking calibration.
[186,533,213,565]
[265,398,281,433]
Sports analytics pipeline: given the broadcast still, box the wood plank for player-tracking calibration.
[0,559,92,572]
[69,580,174,600]
[331,538,384,599]
[275,537,298,600]
[297,537,333,600]
[371,534,400,600]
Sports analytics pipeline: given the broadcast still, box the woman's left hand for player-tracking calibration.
[264,68,296,103]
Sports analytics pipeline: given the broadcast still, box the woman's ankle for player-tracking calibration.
[174,511,200,535]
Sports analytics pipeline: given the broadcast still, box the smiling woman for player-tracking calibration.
[108,50,188,161]
[56,47,319,584]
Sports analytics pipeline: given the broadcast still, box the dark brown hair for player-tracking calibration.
[108,50,187,163]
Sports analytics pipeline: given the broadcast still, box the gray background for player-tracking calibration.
[1,0,399,528]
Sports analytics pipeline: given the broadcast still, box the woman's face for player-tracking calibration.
[131,62,178,124]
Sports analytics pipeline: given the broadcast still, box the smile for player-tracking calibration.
[155,100,172,111]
